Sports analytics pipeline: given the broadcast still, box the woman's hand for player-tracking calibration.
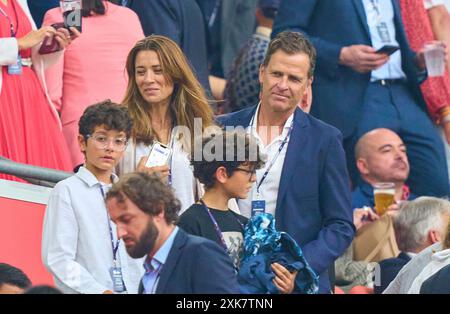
[17,26,56,50]
[54,26,81,50]
[137,156,170,179]
[271,263,297,294]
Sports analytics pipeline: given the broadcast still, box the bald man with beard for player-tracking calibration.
[352,128,417,211]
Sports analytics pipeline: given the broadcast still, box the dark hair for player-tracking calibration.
[191,130,265,190]
[78,100,133,140]
[24,285,63,294]
[81,0,120,17]
[0,263,31,290]
[263,31,316,78]
[106,172,180,224]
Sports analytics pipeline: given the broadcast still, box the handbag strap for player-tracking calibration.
[363,215,393,263]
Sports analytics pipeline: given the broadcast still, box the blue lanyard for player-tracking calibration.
[249,114,294,194]
[0,1,18,37]
[100,186,120,264]
[199,200,244,253]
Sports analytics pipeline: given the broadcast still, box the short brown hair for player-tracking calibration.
[106,172,180,224]
[263,31,316,78]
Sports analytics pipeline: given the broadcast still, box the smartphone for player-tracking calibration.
[63,8,82,33]
[376,45,400,56]
[145,141,172,168]
[38,23,65,55]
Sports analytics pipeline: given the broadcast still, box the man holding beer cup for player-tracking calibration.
[352,128,418,218]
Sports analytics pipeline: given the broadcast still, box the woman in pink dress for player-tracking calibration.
[43,0,144,167]
[0,0,75,181]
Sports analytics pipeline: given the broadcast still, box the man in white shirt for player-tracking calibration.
[42,101,144,294]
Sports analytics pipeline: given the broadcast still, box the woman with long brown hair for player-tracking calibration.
[117,35,215,213]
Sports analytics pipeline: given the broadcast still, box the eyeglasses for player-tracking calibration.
[234,167,257,180]
[86,134,128,151]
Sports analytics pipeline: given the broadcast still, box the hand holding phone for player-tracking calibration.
[145,142,172,168]
[375,45,400,56]
[38,23,64,55]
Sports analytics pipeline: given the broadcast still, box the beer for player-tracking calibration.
[373,183,395,216]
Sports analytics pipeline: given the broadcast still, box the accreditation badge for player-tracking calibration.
[8,55,22,75]
[109,266,126,293]
[376,22,391,43]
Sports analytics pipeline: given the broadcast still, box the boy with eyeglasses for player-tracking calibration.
[42,100,144,294]
[178,130,297,293]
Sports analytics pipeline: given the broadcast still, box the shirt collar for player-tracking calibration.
[143,226,179,272]
[76,166,119,187]
[251,102,295,133]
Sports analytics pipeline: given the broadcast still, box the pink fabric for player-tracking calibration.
[43,2,144,167]
[399,0,450,121]
[334,286,345,294]
[348,286,374,294]
[0,0,72,181]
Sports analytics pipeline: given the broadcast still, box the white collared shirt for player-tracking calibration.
[41,166,144,294]
[135,135,196,215]
[238,104,294,218]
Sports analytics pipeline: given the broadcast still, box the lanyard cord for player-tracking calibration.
[207,0,221,28]
[100,186,120,264]
[0,1,19,37]
[249,113,294,194]
[167,129,175,186]
[199,199,244,253]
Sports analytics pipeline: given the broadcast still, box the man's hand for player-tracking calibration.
[416,41,448,71]
[386,203,401,217]
[353,207,379,230]
[271,263,297,294]
[339,45,389,73]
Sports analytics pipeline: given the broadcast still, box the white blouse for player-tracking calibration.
[117,134,198,215]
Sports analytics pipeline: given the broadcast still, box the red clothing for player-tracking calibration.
[0,0,72,181]
[399,0,450,121]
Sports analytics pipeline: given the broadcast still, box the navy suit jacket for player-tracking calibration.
[218,107,355,293]
[375,252,411,294]
[272,0,427,138]
[126,0,210,92]
[138,228,239,294]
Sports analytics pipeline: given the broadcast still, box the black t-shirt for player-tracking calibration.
[178,203,248,268]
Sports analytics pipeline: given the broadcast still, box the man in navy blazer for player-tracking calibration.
[218,31,355,293]
[272,0,449,198]
[106,172,239,294]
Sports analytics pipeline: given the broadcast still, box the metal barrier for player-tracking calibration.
[0,156,72,187]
